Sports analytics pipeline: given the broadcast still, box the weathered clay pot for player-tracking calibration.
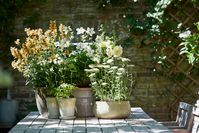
[94,101,131,119]
[57,98,76,119]
[73,87,94,117]
[46,97,60,119]
[35,88,48,118]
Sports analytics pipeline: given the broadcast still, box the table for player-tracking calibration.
[9,107,172,133]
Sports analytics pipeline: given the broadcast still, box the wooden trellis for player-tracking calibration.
[161,0,199,119]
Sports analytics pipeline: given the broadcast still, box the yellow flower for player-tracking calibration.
[10,47,21,59]
[113,45,123,57]
[49,20,57,33]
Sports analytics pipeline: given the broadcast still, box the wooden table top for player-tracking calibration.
[9,107,172,133]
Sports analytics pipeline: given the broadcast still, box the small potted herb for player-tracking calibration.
[55,83,77,119]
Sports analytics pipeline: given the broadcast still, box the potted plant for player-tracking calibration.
[85,29,135,118]
[10,21,75,117]
[45,88,59,119]
[55,83,77,119]
[10,21,95,117]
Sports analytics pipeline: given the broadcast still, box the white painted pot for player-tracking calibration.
[46,97,60,119]
[35,89,48,118]
[94,101,131,119]
[57,98,76,119]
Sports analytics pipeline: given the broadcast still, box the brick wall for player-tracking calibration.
[7,0,196,121]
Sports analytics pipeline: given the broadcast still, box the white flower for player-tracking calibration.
[50,67,54,72]
[92,68,100,73]
[179,30,191,38]
[64,26,72,34]
[92,82,97,86]
[106,59,114,64]
[89,73,95,78]
[54,41,60,47]
[99,40,111,48]
[102,65,110,69]
[102,82,108,86]
[59,24,64,32]
[89,64,96,68]
[113,45,123,57]
[86,27,95,36]
[118,68,125,73]
[110,66,118,70]
[121,57,130,62]
[106,47,113,57]
[95,35,103,43]
[92,56,100,63]
[76,27,85,35]
[116,72,123,76]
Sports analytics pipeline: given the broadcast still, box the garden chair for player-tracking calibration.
[173,106,199,133]
[160,102,193,129]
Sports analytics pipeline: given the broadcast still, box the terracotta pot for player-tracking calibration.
[73,87,94,117]
[35,89,48,118]
[46,97,60,119]
[57,98,76,119]
[94,101,131,119]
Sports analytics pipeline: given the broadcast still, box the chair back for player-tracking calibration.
[187,107,199,133]
[176,102,193,128]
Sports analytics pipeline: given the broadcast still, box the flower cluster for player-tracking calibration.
[85,57,135,101]
[11,21,92,88]
[10,21,124,91]
[75,26,123,64]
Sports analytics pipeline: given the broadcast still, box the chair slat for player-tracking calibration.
[161,102,193,129]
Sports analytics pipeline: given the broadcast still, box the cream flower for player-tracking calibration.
[99,40,111,48]
[15,39,20,45]
[86,27,95,36]
[106,47,113,57]
[76,27,85,35]
[113,45,123,57]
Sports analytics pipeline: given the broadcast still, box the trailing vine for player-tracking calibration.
[94,0,199,84]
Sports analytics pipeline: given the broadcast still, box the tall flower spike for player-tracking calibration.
[49,20,57,32]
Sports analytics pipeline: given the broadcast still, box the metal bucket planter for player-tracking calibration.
[57,98,76,119]
[0,99,18,127]
[46,97,60,119]
[35,88,48,118]
[94,101,131,119]
[73,87,94,117]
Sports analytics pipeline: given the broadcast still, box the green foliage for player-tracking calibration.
[55,83,77,98]
[179,23,199,65]
[0,68,13,87]
[86,58,135,101]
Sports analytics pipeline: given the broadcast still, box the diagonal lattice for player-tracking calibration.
[159,0,199,119]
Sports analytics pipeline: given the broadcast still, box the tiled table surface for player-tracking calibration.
[9,107,172,133]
